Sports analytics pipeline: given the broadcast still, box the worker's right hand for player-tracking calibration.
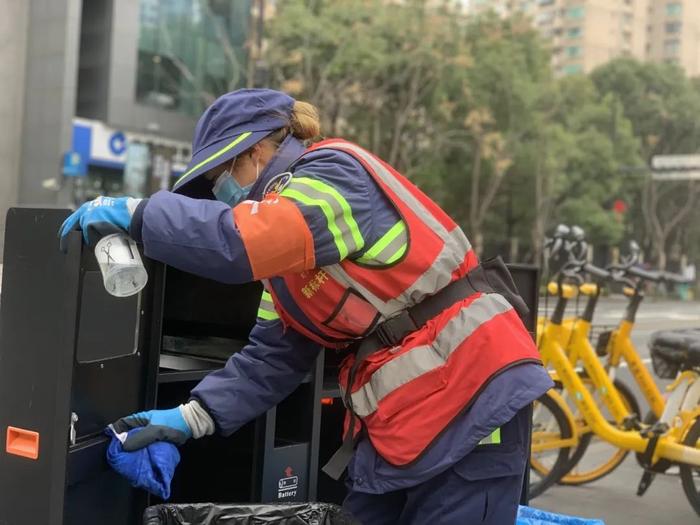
[58,195,142,252]
[111,406,193,451]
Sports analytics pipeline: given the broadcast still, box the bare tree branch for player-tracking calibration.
[664,181,700,236]
[388,64,422,167]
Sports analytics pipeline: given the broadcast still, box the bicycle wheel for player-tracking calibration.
[559,377,640,485]
[680,415,700,517]
[529,391,574,498]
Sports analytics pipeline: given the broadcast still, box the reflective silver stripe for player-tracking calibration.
[323,141,470,250]
[259,296,274,311]
[349,294,513,417]
[324,228,470,318]
[400,227,472,305]
[317,141,471,314]
[282,177,363,257]
[358,223,408,266]
[376,232,407,264]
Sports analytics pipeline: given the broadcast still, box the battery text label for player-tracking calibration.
[278,475,299,499]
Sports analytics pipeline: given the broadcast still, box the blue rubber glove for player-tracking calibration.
[111,407,192,452]
[58,196,142,251]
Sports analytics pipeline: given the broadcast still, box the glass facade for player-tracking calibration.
[136,0,253,118]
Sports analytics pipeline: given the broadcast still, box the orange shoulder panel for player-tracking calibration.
[233,195,316,280]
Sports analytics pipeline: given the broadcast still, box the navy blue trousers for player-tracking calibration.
[343,408,529,525]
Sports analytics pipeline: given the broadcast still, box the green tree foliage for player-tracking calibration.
[263,1,696,266]
[267,0,468,170]
[592,59,700,269]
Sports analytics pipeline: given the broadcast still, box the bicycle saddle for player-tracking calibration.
[649,329,700,375]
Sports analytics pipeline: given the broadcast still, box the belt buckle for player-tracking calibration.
[375,323,395,347]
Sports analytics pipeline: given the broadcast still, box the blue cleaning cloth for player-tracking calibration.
[105,426,180,500]
[517,506,606,525]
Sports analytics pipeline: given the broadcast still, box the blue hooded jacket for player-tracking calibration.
[130,135,553,494]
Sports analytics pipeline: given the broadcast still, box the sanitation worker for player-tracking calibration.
[60,89,552,524]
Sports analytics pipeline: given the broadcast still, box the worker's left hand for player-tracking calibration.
[58,196,142,252]
[111,406,193,452]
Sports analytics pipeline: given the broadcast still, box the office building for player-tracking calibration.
[0,0,255,257]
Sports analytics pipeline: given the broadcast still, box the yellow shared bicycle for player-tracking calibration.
[531,230,700,515]
[534,279,641,487]
[531,231,640,489]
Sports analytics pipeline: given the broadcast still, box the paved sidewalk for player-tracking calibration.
[534,455,693,525]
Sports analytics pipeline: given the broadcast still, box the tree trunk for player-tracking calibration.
[468,142,482,243]
[656,240,667,271]
[509,236,519,262]
[473,230,484,258]
[530,146,548,265]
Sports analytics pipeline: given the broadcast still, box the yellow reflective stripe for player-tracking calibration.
[174,131,253,188]
[281,177,365,259]
[257,289,279,320]
[478,427,501,445]
[257,308,279,321]
[357,221,407,265]
[292,178,364,251]
[282,188,349,258]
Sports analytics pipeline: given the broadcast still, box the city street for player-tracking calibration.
[534,297,700,524]
[3,0,700,522]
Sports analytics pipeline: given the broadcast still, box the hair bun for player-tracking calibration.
[290,101,321,141]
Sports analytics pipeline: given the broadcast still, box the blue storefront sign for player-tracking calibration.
[71,118,189,178]
[62,151,86,177]
[109,131,128,156]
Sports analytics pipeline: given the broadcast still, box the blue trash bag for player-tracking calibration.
[517,506,605,525]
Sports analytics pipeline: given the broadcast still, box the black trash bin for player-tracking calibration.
[143,502,359,525]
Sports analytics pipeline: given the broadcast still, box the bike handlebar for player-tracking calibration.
[546,227,693,289]
[660,271,693,285]
[625,266,691,285]
[582,262,611,280]
[609,270,637,290]
[626,265,661,282]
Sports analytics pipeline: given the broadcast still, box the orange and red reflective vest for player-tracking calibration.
[267,139,541,466]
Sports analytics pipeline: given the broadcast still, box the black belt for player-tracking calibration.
[322,256,529,480]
